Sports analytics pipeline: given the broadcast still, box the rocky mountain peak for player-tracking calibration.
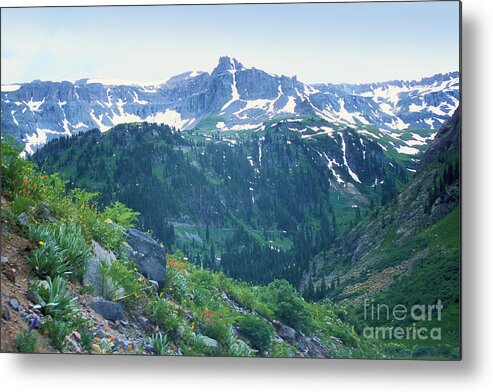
[212,56,244,75]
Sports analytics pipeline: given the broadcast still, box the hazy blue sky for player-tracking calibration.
[1,2,460,85]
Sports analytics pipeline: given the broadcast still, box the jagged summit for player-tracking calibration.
[212,56,244,75]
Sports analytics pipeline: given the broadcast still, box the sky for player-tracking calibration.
[1,1,460,85]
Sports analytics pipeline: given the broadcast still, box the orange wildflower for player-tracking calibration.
[204,307,214,318]
[22,179,28,187]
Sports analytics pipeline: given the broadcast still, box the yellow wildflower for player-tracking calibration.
[38,241,45,246]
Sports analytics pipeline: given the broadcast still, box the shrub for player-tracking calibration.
[14,330,37,353]
[146,298,181,335]
[99,258,143,308]
[180,329,211,356]
[150,332,170,355]
[225,325,255,357]
[12,195,35,216]
[189,268,216,306]
[31,276,79,320]
[100,201,140,229]
[237,315,274,351]
[166,265,190,301]
[271,341,297,358]
[260,279,314,333]
[28,241,71,278]
[42,319,71,351]
[1,138,32,194]
[201,313,231,349]
[216,273,273,318]
[99,263,127,302]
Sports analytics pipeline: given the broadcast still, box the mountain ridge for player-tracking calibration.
[1,56,459,154]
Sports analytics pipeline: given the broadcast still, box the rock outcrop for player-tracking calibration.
[124,228,166,287]
[89,299,124,321]
[84,241,116,296]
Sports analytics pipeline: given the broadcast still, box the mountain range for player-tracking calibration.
[1,56,459,155]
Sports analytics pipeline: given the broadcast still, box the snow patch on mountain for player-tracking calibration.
[1,85,21,92]
[396,145,420,155]
[145,109,186,129]
[340,134,361,183]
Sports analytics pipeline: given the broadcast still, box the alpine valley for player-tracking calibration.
[1,57,460,359]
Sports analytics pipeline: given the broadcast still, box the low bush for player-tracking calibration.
[225,325,255,356]
[12,194,35,216]
[237,315,274,351]
[14,330,37,353]
[201,313,232,350]
[271,341,297,358]
[166,264,190,301]
[98,259,143,308]
[42,319,71,351]
[146,297,182,335]
[100,201,140,229]
[260,279,314,333]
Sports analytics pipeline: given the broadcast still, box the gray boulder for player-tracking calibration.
[124,228,166,287]
[84,241,116,296]
[201,336,219,351]
[299,335,332,359]
[90,299,124,321]
[274,322,297,345]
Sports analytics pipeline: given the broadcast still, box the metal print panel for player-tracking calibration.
[0,1,461,360]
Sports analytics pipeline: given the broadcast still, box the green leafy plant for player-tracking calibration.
[26,221,91,281]
[271,341,297,358]
[42,319,71,351]
[150,332,170,355]
[72,316,94,353]
[98,258,142,307]
[28,241,71,278]
[14,330,37,353]
[146,298,181,335]
[12,194,35,216]
[51,221,91,279]
[1,137,33,194]
[260,279,314,333]
[101,201,140,229]
[201,313,232,350]
[225,326,255,357]
[166,265,190,301]
[26,224,53,244]
[236,315,274,351]
[99,262,127,302]
[32,276,79,320]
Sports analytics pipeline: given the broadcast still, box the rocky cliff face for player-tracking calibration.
[1,56,459,154]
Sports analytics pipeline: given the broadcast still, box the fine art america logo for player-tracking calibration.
[362,299,444,341]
